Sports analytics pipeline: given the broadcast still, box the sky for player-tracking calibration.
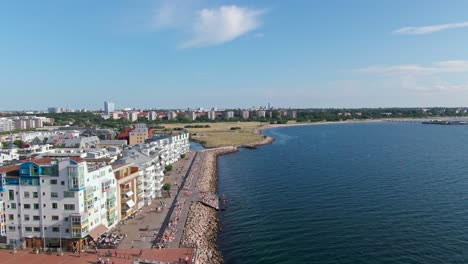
[2,0,468,110]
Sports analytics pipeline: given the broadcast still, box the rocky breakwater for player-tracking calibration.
[180,146,237,264]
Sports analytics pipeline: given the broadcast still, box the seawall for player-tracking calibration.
[180,146,237,264]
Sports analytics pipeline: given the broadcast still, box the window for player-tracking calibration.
[33,204,39,210]
[23,204,31,209]
[51,192,59,198]
[8,226,15,232]
[24,215,30,221]
[65,229,69,233]
[11,203,16,209]
[33,215,40,221]
[8,190,14,200]
[52,215,59,221]
[8,214,14,220]
[50,179,57,185]
[24,192,30,198]
[25,227,32,232]
[52,203,58,209]
[63,191,75,198]
[64,217,69,222]
[61,181,65,185]
[33,227,40,232]
[52,227,60,232]
[64,204,75,210]
[33,192,38,198]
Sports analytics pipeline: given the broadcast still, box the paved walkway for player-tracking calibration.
[167,153,205,248]
[152,151,201,248]
[115,151,196,249]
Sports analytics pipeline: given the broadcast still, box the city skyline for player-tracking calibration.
[2,1,468,109]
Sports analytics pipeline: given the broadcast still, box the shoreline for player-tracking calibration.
[180,147,237,264]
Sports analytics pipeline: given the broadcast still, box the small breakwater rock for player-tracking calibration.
[180,147,237,264]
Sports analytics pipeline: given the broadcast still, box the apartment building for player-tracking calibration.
[0,158,118,250]
[112,164,144,220]
[225,111,234,119]
[241,110,250,119]
[129,124,150,146]
[0,118,14,132]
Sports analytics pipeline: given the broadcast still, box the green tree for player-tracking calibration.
[180,154,186,159]
[165,164,173,172]
[162,183,171,197]
[13,140,24,148]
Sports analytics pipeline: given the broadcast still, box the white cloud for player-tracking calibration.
[393,21,468,35]
[180,5,266,48]
[150,0,197,30]
[355,60,468,75]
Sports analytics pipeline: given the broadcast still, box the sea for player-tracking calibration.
[217,122,468,264]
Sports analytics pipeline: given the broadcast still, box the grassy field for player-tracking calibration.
[154,122,268,148]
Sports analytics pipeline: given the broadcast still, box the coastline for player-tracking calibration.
[180,119,387,263]
[180,119,414,264]
[180,147,237,264]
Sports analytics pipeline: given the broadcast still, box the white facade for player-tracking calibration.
[167,111,177,120]
[120,133,189,203]
[147,111,158,121]
[0,159,118,248]
[208,110,216,120]
[225,111,234,119]
[0,118,14,132]
[189,111,197,121]
[127,112,139,122]
[241,110,250,119]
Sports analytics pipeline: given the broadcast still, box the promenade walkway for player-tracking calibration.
[152,151,201,248]
[116,151,196,249]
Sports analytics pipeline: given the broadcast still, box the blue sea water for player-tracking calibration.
[217,122,468,264]
[190,141,205,150]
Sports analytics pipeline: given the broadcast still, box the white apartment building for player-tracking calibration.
[189,111,197,121]
[119,133,189,203]
[241,110,250,119]
[0,118,14,132]
[147,111,158,121]
[167,111,177,120]
[127,112,139,122]
[207,110,216,120]
[0,158,118,250]
[225,111,234,119]
[257,110,266,118]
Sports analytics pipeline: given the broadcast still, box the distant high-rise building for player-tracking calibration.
[0,118,15,132]
[225,111,234,119]
[257,110,266,118]
[241,110,250,119]
[207,110,216,120]
[148,111,158,121]
[288,110,297,119]
[48,107,61,113]
[189,111,197,121]
[104,101,115,114]
[167,111,177,120]
[127,111,139,122]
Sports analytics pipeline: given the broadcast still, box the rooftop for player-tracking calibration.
[0,248,195,264]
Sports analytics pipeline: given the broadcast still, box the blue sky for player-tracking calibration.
[2,0,468,110]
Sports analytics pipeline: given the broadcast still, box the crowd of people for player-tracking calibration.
[159,153,203,246]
